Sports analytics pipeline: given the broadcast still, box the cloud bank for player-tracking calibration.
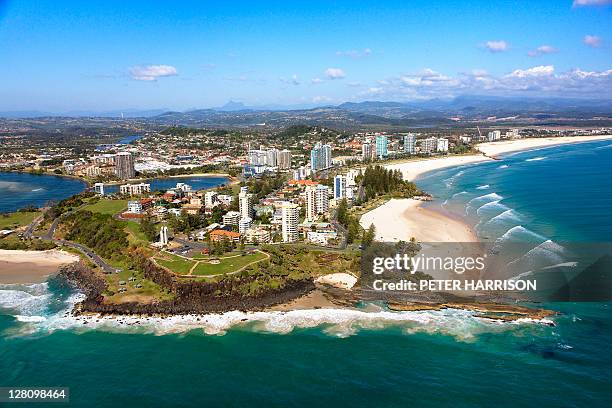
[360,66,612,99]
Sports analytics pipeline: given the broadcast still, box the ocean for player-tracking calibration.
[0,172,87,213]
[2,141,612,407]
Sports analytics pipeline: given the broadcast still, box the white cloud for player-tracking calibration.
[485,40,509,53]
[336,48,372,59]
[129,65,177,81]
[584,35,602,47]
[527,45,557,57]
[506,65,555,78]
[325,68,346,79]
[573,0,612,7]
[361,66,612,99]
[311,78,323,85]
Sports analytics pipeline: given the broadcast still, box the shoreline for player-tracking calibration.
[384,134,612,182]
[0,249,79,284]
[477,134,612,158]
[369,135,612,246]
[360,198,477,243]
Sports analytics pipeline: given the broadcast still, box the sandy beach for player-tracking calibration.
[385,155,490,182]
[360,198,477,243]
[0,249,79,284]
[477,135,612,157]
[384,135,612,182]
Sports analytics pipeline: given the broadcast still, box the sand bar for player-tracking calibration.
[0,249,79,284]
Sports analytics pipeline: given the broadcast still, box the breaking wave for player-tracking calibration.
[525,157,547,162]
[484,209,522,225]
[1,284,553,341]
[476,184,490,190]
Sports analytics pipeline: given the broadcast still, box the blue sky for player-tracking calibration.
[0,0,610,112]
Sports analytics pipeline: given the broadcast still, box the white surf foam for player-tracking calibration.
[525,156,547,162]
[476,184,490,190]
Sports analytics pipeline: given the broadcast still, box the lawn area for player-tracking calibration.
[124,220,149,246]
[155,252,197,275]
[82,199,128,215]
[191,251,268,276]
[104,269,174,304]
[0,211,40,229]
[192,250,243,260]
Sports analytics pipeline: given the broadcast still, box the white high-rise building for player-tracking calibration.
[266,148,278,167]
[420,137,438,154]
[437,138,449,152]
[239,217,252,234]
[404,134,416,154]
[316,185,329,215]
[120,183,150,195]
[204,191,219,208]
[222,211,241,226]
[278,149,292,170]
[239,187,253,219]
[305,186,318,222]
[487,130,501,141]
[282,203,300,243]
[94,183,105,195]
[362,141,373,161]
[114,152,135,180]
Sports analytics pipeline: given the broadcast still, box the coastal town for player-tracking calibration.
[2,118,612,314]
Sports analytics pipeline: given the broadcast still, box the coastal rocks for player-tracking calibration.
[387,301,557,324]
[59,258,316,316]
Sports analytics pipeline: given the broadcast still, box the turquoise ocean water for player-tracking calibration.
[2,141,612,407]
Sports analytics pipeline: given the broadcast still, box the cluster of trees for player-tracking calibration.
[63,210,129,260]
[359,165,419,202]
[336,199,362,244]
[167,212,208,234]
[208,237,238,256]
[139,164,240,178]
[45,192,95,220]
[139,215,158,241]
[0,237,56,251]
[245,175,285,199]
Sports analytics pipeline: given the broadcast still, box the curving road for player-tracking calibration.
[24,206,119,274]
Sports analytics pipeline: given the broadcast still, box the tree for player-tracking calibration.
[140,215,158,242]
[362,223,376,248]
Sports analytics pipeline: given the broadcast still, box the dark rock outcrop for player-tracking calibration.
[58,259,315,316]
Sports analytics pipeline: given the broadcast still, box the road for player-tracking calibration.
[24,206,119,274]
[54,239,118,274]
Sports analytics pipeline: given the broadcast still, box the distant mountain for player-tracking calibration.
[0,108,169,119]
[215,101,251,112]
[3,95,610,127]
